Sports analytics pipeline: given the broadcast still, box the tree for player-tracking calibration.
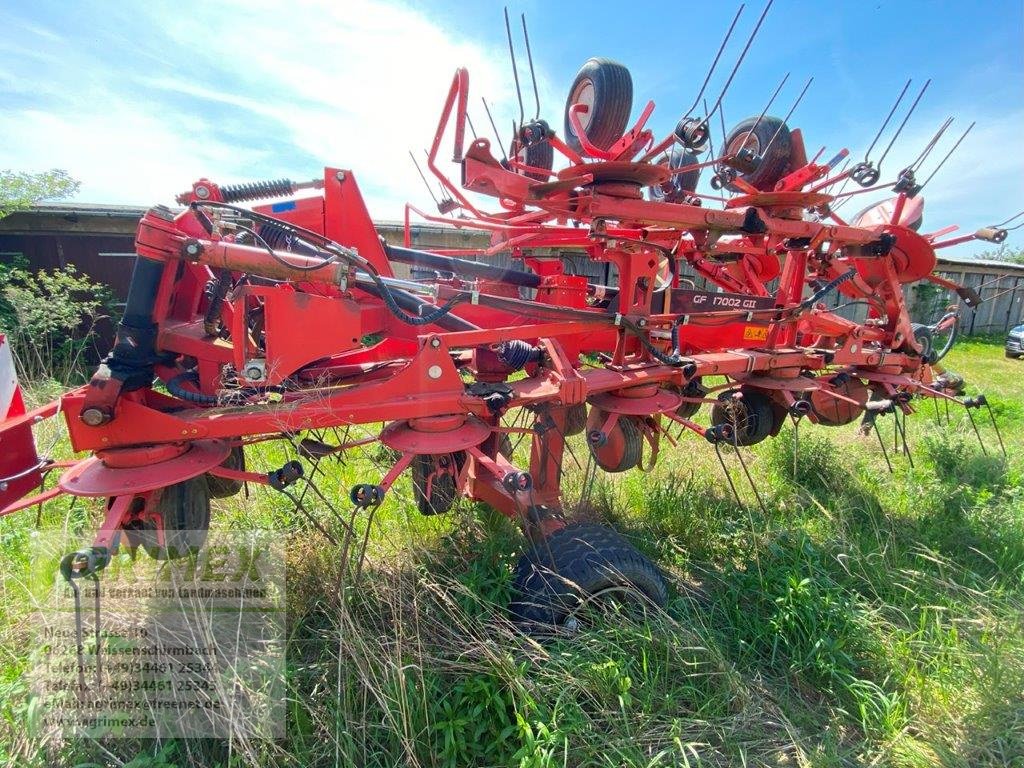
[0,169,109,386]
[0,169,80,219]
[974,245,1024,266]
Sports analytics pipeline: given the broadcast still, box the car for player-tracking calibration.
[1007,324,1024,359]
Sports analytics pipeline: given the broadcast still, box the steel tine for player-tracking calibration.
[503,7,525,132]
[863,79,912,161]
[761,75,813,162]
[896,409,913,467]
[729,428,767,515]
[703,98,718,160]
[792,415,798,482]
[68,578,87,695]
[680,4,746,120]
[984,401,1007,459]
[706,0,774,119]
[995,210,1024,229]
[873,418,894,473]
[919,121,975,191]
[910,116,954,171]
[91,575,102,690]
[876,79,931,166]
[714,440,747,513]
[520,13,541,120]
[965,406,988,456]
[422,148,452,203]
[738,72,791,151]
[409,151,440,207]
[482,97,508,161]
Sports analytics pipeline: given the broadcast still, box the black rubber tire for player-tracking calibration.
[672,379,706,420]
[910,323,934,361]
[411,454,457,516]
[564,58,633,154]
[721,115,792,192]
[510,522,668,629]
[140,477,211,560]
[1006,351,1021,360]
[206,445,245,499]
[586,409,643,472]
[650,144,701,203]
[512,138,554,182]
[710,388,776,446]
[931,319,958,363]
[564,403,588,437]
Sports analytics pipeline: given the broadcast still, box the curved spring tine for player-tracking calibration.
[876,79,931,166]
[705,0,774,120]
[736,72,791,152]
[863,78,911,161]
[910,116,954,171]
[481,97,508,162]
[520,14,541,120]
[503,7,525,132]
[760,75,813,163]
[994,210,1024,230]
[919,120,974,191]
[679,4,746,121]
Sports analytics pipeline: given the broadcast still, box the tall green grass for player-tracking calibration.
[1,338,1022,766]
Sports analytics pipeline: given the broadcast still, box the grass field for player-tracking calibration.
[1,337,1022,767]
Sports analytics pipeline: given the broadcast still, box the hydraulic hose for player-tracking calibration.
[352,277,479,332]
[385,244,542,288]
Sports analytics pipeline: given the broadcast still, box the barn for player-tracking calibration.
[2,203,1021,344]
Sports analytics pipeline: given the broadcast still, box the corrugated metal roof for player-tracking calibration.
[29,201,151,217]
[936,253,1024,272]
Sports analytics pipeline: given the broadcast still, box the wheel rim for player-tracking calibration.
[716,398,753,441]
[561,585,656,632]
[727,131,761,157]
[570,79,596,130]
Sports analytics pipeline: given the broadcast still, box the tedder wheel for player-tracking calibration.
[710,388,776,446]
[671,378,706,420]
[564,402,588,437]
[721,115,792,192]
[910,322,934,362]
[511,138,554,182]
[510,522,668,630]
[411,453,458,516]
[585,408,643,472]
[649,144,700,202]
[128,477,211,561]
[206,445,245,499]
[563,58,633,154]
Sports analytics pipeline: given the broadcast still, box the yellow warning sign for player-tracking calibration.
[743,325,769,341]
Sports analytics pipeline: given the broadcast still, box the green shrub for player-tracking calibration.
[0,257,115,385]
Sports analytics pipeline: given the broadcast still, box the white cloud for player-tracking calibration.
[1,0,1019,262]
[0,0,527,218]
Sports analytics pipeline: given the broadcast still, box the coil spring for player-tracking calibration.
[220,178,294,203]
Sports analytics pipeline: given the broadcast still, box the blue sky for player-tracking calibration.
[1,0,1021,256]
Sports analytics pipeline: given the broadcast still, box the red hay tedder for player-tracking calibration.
[1,4,1016,630]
